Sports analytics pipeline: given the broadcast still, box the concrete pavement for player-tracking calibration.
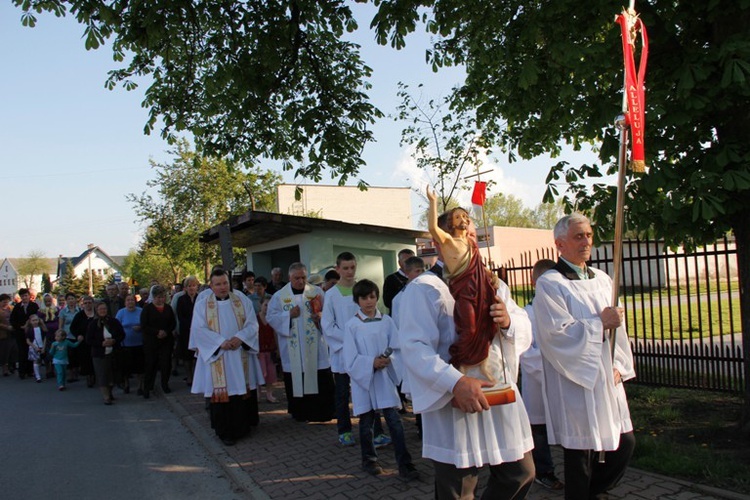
[162,381,749,500]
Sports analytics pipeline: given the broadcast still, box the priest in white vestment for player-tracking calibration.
[190,270,260,446]
[533,213,636,500]
[400,272,535,499]
[266,262,335,422]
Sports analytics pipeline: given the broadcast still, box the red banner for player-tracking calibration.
[616,10,649,172]
[471,181,487,206]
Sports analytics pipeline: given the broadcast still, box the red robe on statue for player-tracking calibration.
[447,238,498,369]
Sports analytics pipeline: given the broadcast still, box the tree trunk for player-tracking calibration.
[734,215,750,434]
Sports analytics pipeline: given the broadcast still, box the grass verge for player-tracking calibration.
[627,384,750,494]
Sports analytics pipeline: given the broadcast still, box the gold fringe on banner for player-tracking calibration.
[629,159,646,173]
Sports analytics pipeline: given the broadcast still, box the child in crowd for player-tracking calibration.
[322,252,389,448]
[25,315,47,382]
[343,279,418,480]
[48,329,82,391]
[258,296,279,403]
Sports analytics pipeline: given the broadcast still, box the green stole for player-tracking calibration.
[278,284,321,397]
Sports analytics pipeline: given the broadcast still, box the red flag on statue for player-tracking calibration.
[471,181,486,219]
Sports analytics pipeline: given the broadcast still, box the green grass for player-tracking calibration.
[627,384,750,494]
[625,297,740,339]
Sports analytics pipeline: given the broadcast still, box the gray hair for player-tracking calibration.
[183,275,200,287]
[553,213,590,240]
[288,262,307,274]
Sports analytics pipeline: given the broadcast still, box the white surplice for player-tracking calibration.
[321,284,358,374]
[519,304,545,425]
[399,272,533,468]
[343,310,402,415]
[533,267,635,451]
[190,291,261,397]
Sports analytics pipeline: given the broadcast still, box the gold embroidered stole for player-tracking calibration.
[206,292,246,402]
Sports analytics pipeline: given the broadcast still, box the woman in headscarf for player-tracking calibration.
[37,293,59,379]
[140,285,177,399]
[87,301,125,405]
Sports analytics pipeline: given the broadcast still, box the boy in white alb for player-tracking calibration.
[343,279,418,480]
[322,251,389,447]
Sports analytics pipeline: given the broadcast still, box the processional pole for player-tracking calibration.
[600,0,648,462]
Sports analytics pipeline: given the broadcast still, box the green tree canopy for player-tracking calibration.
[372,0,750,247]
[13,0,381,186]
[16,250,48,290]
[394,82,492,212]
[470,194,563,229]
[127,139,281,282]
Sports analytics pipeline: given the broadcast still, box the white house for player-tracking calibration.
[1,246,126,297]
[0,257,58,296]
[56,246,125,283]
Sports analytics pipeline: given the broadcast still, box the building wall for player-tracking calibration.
[244,229,416,297]
[276,184,414,230]
[0,260,18,296]
[72,253,117,278]
[479,226,555,267]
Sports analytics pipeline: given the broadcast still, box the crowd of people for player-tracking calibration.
[0,211,636,499]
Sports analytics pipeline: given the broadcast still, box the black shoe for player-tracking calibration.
[535,474,564,490]
[221,437,236,446]
[143,390,150,399]
[162,386,172,394]
[398,463,420,481]
[362,461,384,476]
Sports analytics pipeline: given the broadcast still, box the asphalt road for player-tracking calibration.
[0,374,245,499]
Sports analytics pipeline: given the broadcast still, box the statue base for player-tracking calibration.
[483,384,516,406]
[457,350,516,407]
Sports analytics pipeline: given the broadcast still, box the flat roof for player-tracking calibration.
[200,210,429,248]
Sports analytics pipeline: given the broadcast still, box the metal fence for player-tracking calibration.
[497,236,744,393]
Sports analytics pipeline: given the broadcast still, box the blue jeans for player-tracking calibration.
[359,407,411,467]
[334,372,353,434]
[334,372,384,435]
[531,424,555,476]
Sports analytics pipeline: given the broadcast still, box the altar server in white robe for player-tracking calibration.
[190,269,261,446]
[533,213,635,500]
[519,259,564,491]
[399,271,534,499]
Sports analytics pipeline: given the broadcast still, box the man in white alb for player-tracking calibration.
[533,213,635,500]
[399,271,534,499]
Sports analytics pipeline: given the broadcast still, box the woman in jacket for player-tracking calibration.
[140,285,177,399]
[86,301,125,405]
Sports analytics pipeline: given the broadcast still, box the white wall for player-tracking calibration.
[276,184,413,230]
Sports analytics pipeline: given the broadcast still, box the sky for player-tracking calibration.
[1,2,599,260]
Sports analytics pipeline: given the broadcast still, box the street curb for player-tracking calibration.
[628,466,750,500]
[160,390,271,500]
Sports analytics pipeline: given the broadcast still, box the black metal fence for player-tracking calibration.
[498,236,744,393]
